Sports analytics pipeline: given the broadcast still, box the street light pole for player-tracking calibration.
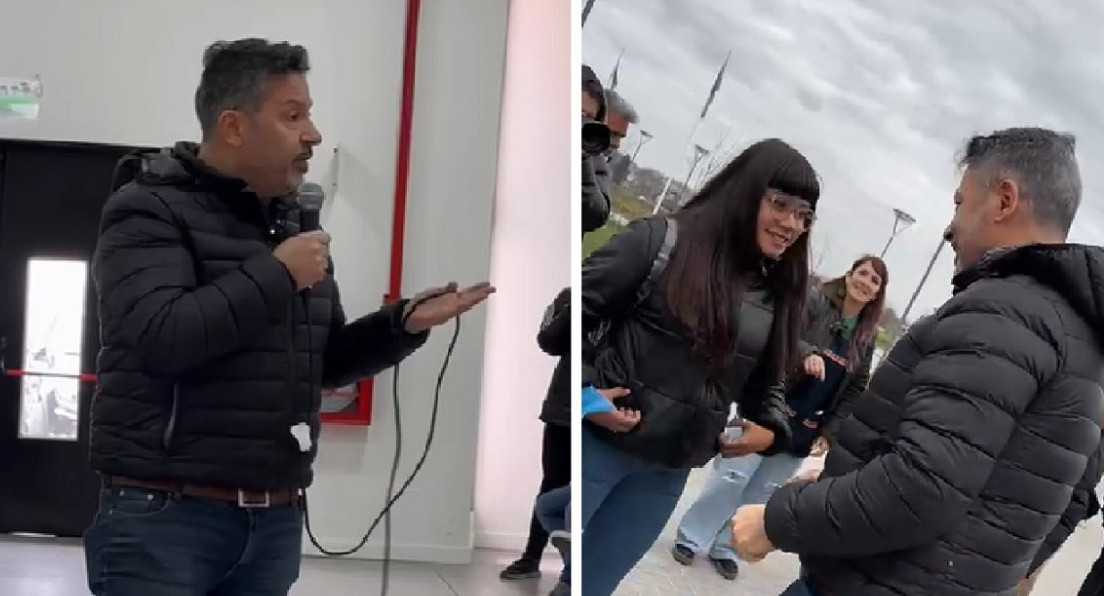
[631,130,653,163]
[652,118,703,215]
[880,208,916,257]
[677,144,711,206]
[901,239,947,323]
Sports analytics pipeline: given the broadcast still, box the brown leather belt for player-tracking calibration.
[105,476,300,508]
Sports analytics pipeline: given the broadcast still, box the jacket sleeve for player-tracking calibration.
[581,154,611,234]
[797,286,829,360]
[92,188,297,375]
[581,385,615,418]
[763,300,1070,558]
[1028,438,1104,575]
[581,218,658,384]
[821,342,874,438]
[320,281,429,388]
[537,287,571,357]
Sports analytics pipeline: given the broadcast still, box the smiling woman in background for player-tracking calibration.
[579,138,822,596]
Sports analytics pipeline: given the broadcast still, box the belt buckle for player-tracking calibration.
[237,489,271,508]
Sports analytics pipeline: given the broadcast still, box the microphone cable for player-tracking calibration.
[300,294,461,596]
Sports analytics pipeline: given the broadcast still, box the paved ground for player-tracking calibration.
[615,459,1104,595]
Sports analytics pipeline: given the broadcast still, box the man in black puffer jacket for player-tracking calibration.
[733,127,1104,596]
[83,39,493,596]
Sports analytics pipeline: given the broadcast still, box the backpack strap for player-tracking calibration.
[584,217,679,359]
[632,217,678,307]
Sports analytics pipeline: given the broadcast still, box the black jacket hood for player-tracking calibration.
[109,141,249,195]
[954,243,1104,343]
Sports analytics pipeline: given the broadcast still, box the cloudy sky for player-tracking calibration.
[584,0,1104,317]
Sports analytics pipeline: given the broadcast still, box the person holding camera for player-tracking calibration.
[582,64,611,234]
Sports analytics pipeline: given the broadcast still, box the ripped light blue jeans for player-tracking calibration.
[675,451,803,562]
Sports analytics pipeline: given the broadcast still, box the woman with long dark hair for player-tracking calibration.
[579,139,821,595]
[673,255,888,582]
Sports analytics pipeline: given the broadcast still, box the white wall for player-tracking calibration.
[474,0,573,551]
[0,0,511,564]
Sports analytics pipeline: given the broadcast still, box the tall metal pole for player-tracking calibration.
[652,119,702,215]
[582,0,597,27]
[879,234,895,258]
[677,145,710,206]
[631,130,653,163]
[901,240,947,323]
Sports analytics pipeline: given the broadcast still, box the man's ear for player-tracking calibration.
[994,177,1022,223]
[216,109,248,148]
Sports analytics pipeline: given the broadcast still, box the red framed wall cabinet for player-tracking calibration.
[320,0,422,429]
[319,379,373,426]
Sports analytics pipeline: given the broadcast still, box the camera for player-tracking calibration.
[582,115,611,156]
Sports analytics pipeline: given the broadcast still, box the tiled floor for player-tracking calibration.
[616,466,1104,595]
[0,535,562,596]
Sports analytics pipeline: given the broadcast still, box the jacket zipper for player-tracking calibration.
[286,299,299,425]
[162,383,180,452]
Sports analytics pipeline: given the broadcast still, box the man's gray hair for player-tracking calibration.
[958,127,1081,235]
[605,89,639,124]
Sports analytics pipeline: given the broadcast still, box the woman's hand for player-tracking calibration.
[803,354,826,380]
[719,420,776,457]
[585,387,641,432]
[809,435,830,457]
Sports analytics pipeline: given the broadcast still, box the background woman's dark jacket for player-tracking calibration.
[581,217,791,468]
[786,280,875,449]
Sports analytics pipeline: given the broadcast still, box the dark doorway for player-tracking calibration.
[0,139,141,537]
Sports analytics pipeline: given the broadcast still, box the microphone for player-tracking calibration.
[298,181,325,233]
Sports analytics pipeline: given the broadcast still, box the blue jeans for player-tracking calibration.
[83,487,303,596]
[780,578,822,596]
[581,427,691,596]
[536,484,570,534]
[536,485,571,584]
[676,451,803,562]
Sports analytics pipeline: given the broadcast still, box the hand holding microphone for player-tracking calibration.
[274,181,329,290]
[274,231,330,290]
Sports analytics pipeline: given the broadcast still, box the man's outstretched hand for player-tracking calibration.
[403,282,496,334]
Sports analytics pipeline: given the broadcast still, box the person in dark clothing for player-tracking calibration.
[500,287,572,583]
[581,138,822,595]
[1073,502,1104,595]
[82,39,494,596]
[673,256,886,581]
[581,64,611,234]
[733,127,1104,596]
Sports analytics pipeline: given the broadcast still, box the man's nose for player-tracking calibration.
[303,123,323,146]
[943,225,954,242]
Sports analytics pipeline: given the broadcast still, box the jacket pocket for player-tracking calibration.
[609,383,727,467]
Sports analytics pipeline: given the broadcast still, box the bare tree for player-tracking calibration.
[696,128,744,188]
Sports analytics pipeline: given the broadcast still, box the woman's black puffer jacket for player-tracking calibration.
[581,217,791,468]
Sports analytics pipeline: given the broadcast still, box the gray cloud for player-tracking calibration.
[585,0,1104,317]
